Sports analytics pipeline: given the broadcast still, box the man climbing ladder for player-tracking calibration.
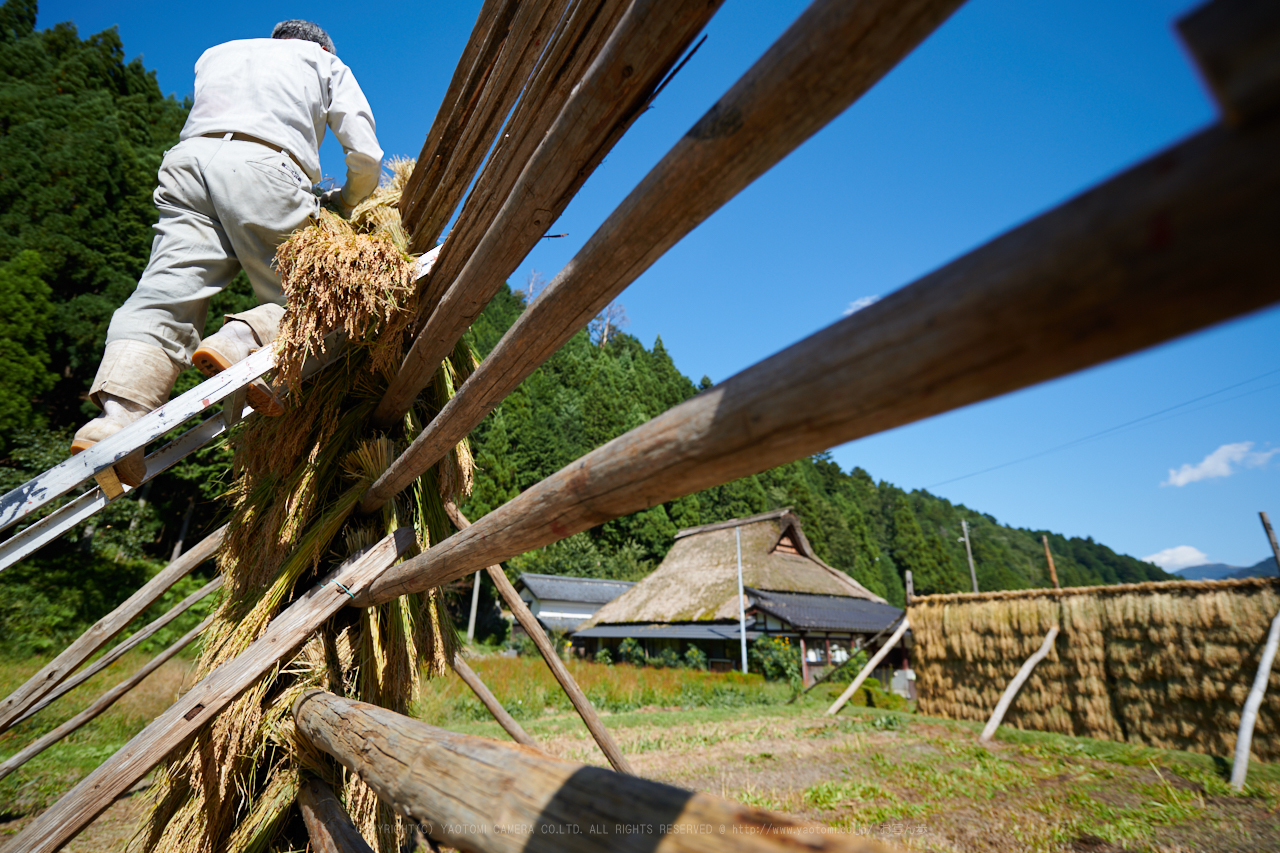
[71,19,383,486]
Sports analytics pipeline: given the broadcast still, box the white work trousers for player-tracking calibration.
[92,135,318,409]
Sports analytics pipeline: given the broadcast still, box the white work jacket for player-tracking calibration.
[180,38,383,208]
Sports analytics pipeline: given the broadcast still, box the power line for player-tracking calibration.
[926,367,1280,489]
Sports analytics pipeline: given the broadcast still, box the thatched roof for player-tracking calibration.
[582,509,885,626]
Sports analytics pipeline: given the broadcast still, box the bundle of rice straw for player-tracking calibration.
[131,159,476,853]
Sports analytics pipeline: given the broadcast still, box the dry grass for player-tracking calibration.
[910,578,1280,760]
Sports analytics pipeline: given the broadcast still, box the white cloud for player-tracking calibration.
[1162,441,1278,487]
[843,295,881,316]
[1142,545,1211,571]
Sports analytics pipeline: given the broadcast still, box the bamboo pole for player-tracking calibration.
[444,503,632,774]
[451,651,540,749]
[826,618,910,716]
[980,625,1060,743]
[0,525,225,733]
[297,776,377,853]
[355,110,1280,607]
[0,613,214,783]
[14,575,223,727]
[1042,535,1060,589]
[293,689,892,853]
[361,0,967,511]
[5,527,416,853]
[1230,510,1280,790]
[373,0,726,426]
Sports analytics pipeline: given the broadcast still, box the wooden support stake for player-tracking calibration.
[361,0,967,511]
[451,652,540,749]
[5,527,416,853]
[980,625,1060,743]
[0,613,214,783]
[444,503,632,774]
[827,619,910,716]
[373,0,726,426]
[293,689,892,853]
[298,776,377,853]
[14,576,223,727]
[1042,535,1060,589]
[1230,510,1280,790]
[1178,0,1280,127]
[0,525,225,733]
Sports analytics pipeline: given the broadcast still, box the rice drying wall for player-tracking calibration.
[908,578,1280,761]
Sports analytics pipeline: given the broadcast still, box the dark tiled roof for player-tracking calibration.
[572,623,760,640]
[748,588,903,633]
[518,573,636,605]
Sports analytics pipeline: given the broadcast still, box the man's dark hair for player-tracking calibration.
[271,20,336,54]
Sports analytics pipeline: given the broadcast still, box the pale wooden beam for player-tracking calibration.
[373,0,726,426]
[293,689,893,853]
[980,625,1060,743]
[826,618,910,716]
[13,576,223,727]
[4,528,416,853]
[1230,510,1280,790]
[0,525,225,733]
[360,0,968,513]
[353,101,1280,608]
[297,776,377,853]
[0,613,214,783]
[445,503,631,774]
[450,651,540,749]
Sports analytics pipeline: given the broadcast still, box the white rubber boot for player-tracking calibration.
[192,319,285,417]
[70,393,149,487]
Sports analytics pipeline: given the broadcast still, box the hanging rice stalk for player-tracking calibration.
[130,161,472,853]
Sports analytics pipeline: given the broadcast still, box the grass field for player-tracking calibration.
[3,653,1279,852]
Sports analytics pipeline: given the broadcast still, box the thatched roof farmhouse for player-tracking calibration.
[575,509,905,681]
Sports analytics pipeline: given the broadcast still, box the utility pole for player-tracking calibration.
[466,570,482,642]
[961,520,978,593]
[736,527,748,674]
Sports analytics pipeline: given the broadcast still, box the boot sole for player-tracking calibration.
[193,346,285,417]
[69,440,146,488]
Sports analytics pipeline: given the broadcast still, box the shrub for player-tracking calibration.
[683,645,708,671]
[617,637,645,665]
[654,648,681,669]
[594,647,613,665]
[748,636,800,683]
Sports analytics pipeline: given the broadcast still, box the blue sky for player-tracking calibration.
[39,1,1279,568]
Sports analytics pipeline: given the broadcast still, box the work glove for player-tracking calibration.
[317,186,353,218]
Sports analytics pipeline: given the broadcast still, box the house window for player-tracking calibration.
[773,528,800,555]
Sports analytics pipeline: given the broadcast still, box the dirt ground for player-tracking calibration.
[4,702,1278,853]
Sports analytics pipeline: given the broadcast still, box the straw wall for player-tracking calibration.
[909,578,1280,761]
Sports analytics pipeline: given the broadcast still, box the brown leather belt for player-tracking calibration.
[202,132,305,174]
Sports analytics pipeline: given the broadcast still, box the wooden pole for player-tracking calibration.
[451,652,540,749]
[372,0,727,426]
[14,576,223,727]
[1042,535,1060,589]
[1177,0,1280,128]
[0,613,214,783]
[297,776,377,853]
[357,100,1280,608]
[1230,510,1280,790]
[980,625,1060,743]
[826,619,910,716]
[444,504,633,775]
[962,520,978,593]
[360,0,968,511]
[292,689,893,853]
[171,495,196,561]
[5,527,416,853]
[905,569,914,604]
[799,636,810,688]
[0,525,224,733]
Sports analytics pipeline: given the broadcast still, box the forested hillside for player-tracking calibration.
[459,286,1172,608]
[0,2,1168,653]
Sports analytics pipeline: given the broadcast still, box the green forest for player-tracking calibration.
[0,3,1171,652]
